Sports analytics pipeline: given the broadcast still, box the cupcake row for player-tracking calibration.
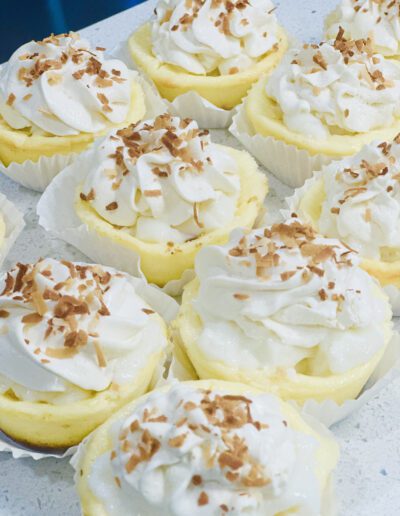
[0,214,394,513]
[3,0,400,189]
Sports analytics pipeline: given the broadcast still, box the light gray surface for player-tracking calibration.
[0,1,399,515]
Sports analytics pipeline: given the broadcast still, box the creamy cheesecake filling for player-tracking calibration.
[0,258,167,404]
[0,32,133,136]
[151,0,280,75]
[80,114,240,244]
[192,220,390,375]
[88,383,322,515]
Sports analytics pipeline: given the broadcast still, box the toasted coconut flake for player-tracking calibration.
[21,312,43,324]
[168,433,187,448]
[142,308,155,315]
[94,341,107,367]
[6,93,16,106]
[198,492,209,507]
[233,293,249,300]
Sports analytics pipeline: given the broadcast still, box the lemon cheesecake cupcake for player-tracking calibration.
[173,219,393,404]
[0,32,145,187]
[286,135,400,314]
[325,0,400,58]
[0,258,172,448]
[128,0,288,110]
[72,114,267,286]
[77,380,339,515]
[242,28,400,186]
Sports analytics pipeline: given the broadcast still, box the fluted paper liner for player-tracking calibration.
[229,102,333,188]
[0,273,178,460]
[0,71,166,192]
[0,152,79,193]
[297,330,400,427]
[0,193,25,267]
[110,40,234,129]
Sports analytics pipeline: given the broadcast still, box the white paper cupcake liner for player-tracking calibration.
[161,269,196,298]
[297,330,400,428]
[169,92,234,129]
[0,70,166,193]
[0,193,25,268]
[229,102,333,188]
[0,152,79,193]
[0,431,78,460]
[110,40,234,129]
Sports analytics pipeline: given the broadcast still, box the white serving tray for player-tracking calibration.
[0,1,399,515]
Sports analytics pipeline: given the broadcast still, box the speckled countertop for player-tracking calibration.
[0,1,400,515]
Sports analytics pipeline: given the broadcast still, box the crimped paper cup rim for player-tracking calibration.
[229,102,333,188]
[0,192,25,267]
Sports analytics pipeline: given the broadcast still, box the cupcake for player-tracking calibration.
[128,0,288,110]
[325,0,400,58]
[40,114,267,287]
[0,32,145,189]
[77,380,339,515]
[173,219,393,404]
[286,135,400,315]
[240,28,400,186]
[0,258,172,448]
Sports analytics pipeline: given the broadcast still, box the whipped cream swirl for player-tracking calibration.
[266,30,400,139]
[89,383,322,515]
[288,137,400,260]
[326,0,400,57]
[0,259,167,404]
[0,32,133,136]
[151,0,280,75]
[80,114,240,244]
[193,220,390,375]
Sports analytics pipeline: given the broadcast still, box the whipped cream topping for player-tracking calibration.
[326,0,400,57]
[0,32,132,136]
[89,383,322,515]
[266,29,400,139]
[151,0,280,75]
[193,220,390,375]
[80,114,240,244]
[288,136,400,260]
[0,259,167,404]
[0,215,5,244]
